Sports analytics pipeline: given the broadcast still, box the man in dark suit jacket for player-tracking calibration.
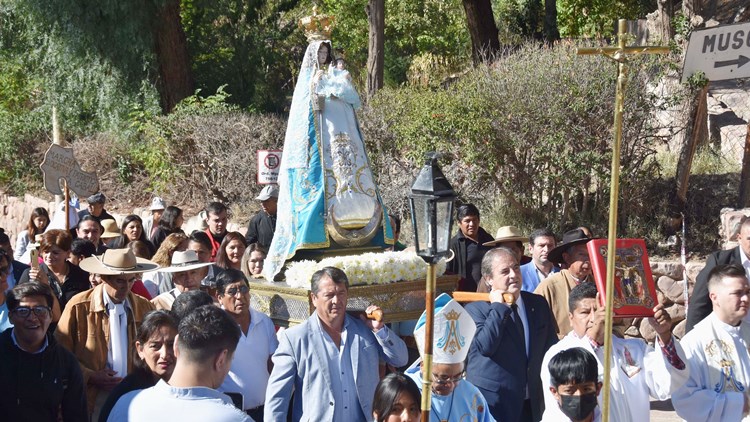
[685,217,750,332]
[466,247,558,422]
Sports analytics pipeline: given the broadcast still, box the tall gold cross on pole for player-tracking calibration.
[577,19,670,422]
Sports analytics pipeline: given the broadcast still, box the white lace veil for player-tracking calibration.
[264,40,332,279]
[282,39,331,170]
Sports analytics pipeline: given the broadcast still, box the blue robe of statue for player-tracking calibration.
[264,40,393,280]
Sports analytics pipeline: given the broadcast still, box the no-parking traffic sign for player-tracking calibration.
[257,150,282,184]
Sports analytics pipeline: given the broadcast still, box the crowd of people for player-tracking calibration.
[3,192,750,422]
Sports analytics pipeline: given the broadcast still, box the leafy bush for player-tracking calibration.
[73,88,285,209]
[362,41,684,240]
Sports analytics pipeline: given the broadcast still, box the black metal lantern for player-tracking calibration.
[408,153,457,264]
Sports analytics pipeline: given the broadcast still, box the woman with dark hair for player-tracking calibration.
[215,231,247,271]
[19,229,90,311]
[107,214,155,257]
[149,206,184,251]
[14,207,50,264]
[372,373,421,422]
[241,243,266,279]
[97,310,178,422]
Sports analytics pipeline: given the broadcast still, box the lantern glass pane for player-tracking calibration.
[436,200,452,254]
[412,197,430,254]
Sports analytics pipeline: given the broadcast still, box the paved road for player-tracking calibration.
[651,399,681,422]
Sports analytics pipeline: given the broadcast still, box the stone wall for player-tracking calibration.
[0,192,246,247]
[0,193,55,246]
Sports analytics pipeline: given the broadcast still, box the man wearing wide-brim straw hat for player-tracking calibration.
[405,293,495,422]
[55,248,159,420]
[483,225,527,255]
[99,219,120,243]
[150,250,211,311]
[477,226,527,294]
[533,229,593,339]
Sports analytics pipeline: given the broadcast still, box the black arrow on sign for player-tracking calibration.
[714,55,750,69]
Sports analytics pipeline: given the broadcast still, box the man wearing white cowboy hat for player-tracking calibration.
[55,248,159,420]
[405,293,495,422]
[478,226,528,293]
[143,197,166,240]
[151,250,212,311]
[483,226,527,261]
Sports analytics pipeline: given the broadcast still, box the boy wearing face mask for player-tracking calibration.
[546,347,602,422]
[539,282,690,421]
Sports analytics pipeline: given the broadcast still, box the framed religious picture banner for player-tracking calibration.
[586,238,658,318]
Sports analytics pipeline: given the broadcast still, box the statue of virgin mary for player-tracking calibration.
[263,14,394,280]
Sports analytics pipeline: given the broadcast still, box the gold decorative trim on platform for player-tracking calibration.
[249,275,459,327]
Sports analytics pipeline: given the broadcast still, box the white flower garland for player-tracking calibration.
[284,250,448,289]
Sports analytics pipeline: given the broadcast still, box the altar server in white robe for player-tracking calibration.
[673,264,750,421]
[540,281,689,421]
[405,293,495,422]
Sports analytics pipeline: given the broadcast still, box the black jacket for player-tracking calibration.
[466,291,558,422]
[447,226,495,292]
[245,211,276,249]
[0,328,87,421]
[685,246,742,333]
[18,262,91,310]
[12,260,30,285]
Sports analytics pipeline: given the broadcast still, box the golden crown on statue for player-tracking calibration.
[299,5,334,41]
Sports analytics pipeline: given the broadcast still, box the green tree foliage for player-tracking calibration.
[0,6,50,191]
[555,0,656,38]
[322,0,470,85]
[5,0,163,133]
[361,42,680,233]
[180,0,303,112]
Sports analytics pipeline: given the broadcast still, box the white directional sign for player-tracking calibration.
[682,22,750,83]
[257,149,282,184]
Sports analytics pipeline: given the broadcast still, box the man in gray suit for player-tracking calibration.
[264,267,408,422]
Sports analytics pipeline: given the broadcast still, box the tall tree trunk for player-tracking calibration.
[461,0,500,63]
[153,0,194,113]
[656,0,675,42]
[366,0,385,100]
[543,0,559,43]
[521,0,541,39]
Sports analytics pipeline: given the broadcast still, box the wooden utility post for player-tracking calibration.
[739,122,750,207]
[674,84,709,210]
[577,20,669,422]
